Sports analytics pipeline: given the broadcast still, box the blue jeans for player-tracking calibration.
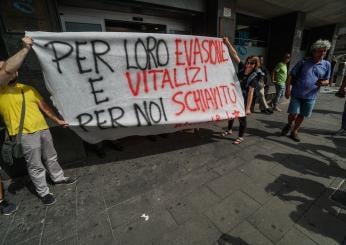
[342,100,346,129]
[273,83,285,107]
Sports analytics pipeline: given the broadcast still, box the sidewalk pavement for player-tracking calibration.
[0,93,345,245]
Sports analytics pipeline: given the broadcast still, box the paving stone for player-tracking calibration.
[274,174,327,207]
[296,206,346,245]
[41,189,76,245]
[167,186,220,225]
[268,160,305,178]
[153,215,220,245]
[207,169,276,205]
[211,156,246,176]
[9,236,41,245]
[51,236,77,245]
[238,162,277,182]
[77,211,114,245]
[112,210,177,245]
[277,228,318,245]
[247,196,302,243]
[76,174,105,214]
[153,167,219,207]
[2,200,46,245]
[227,221,274,245]
[108,192,160,229]
[205,191,260,233]
[0,211,14,243]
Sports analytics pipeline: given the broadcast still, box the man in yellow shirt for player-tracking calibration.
[0,69,75,205]
[0,37,33,214]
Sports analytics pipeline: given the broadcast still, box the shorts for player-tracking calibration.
[287,96,316,117]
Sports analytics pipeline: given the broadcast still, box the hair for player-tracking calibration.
[245,56,261,70]
[310,39,331,51]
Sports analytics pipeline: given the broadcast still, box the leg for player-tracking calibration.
[0,179,3,201]
[258,88,269,110]
[290,98,316,142]
[292,115,305,133]
[40,130,65,183]
[282,97,300,135]
[238,116,247,138]
[273,84,285,110]
[222,119,234,136]
[233,117,247,145]
[22,132,50,197]
[288,113,297,126]
[342,100,346,130]
[228,119,235,131]
[0,175,17,215]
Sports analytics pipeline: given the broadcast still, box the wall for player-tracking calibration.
[135,0,206,12]
[267,12,305,71]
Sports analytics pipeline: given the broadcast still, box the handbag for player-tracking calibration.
[1,90,26,165]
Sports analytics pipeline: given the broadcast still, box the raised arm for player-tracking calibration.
[223,37,241,64]
[0,37,32,86]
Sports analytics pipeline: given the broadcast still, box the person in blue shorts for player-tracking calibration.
[282,39,331,142]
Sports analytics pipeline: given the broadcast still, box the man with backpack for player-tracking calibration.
[282,40,331,142]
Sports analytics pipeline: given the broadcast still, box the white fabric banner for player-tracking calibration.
[27,31,244,143]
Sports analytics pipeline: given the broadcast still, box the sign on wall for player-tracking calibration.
[27,32,244,143]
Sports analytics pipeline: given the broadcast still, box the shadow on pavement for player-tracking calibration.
[266,174,346,244]
[217,233,251,245]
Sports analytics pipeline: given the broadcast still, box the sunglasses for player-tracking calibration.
[246,61,256,65]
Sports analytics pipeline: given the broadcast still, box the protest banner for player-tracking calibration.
[27,31,244,143]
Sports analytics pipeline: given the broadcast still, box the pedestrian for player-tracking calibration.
[256,56,273,114]
[222,37,259,145]
[0,36,33,214]
[272,53,291,111]
[335,76,346,135]
[282,39,331,142]
[0,69,76,205]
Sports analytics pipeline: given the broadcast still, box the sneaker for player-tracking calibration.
[54,177,76,185]
[41,193,56,206]
[0,200,17,215]
[274,107,282,112]
[290,132,301,142]
[281,124,291,136]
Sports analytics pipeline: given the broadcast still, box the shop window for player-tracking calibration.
[65,22,102,32]
[105,20,166,33]
[235,13,269,48]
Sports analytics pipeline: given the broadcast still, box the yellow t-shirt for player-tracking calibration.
[0,83,48,136]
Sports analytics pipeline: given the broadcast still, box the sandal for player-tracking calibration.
[233,137,244,145]
[221,130,232,137]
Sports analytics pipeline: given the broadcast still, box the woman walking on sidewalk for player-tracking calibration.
[222,37,260,145]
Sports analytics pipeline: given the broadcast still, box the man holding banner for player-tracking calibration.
[0,36,33,215]
[0,69,76,205]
